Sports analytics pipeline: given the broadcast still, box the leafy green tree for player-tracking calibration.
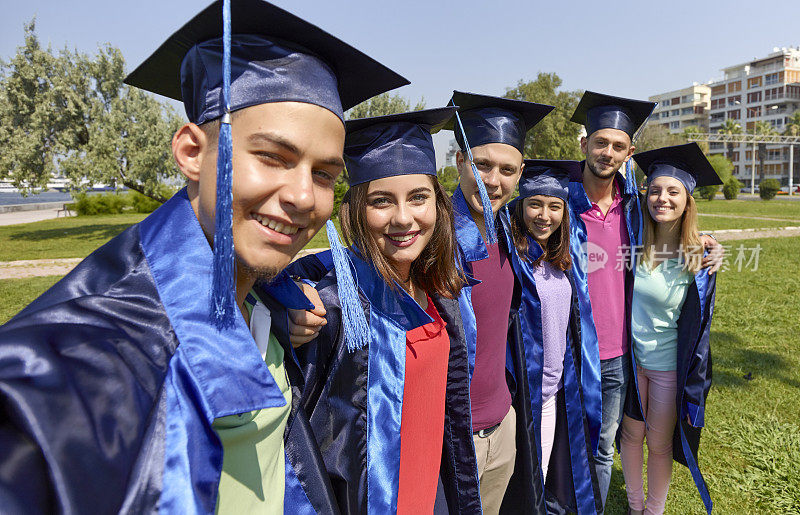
[345,92,425,120]
[784,111,800,136]
[0,21,183,201]
[753,121,777,179]
[682,125,708,153]
[504,73,583,160]
[632,124,684,186]
[718,119,743,160]
[696,154,733,201]
[437,165,459,195]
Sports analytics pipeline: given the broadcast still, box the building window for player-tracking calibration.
[671,109,680,116]
[747,106,761,118]
[681,107,693,115]
[694,105,705,114]
[728,110,741,120]
[670,121,680,129]
[765,72,780,86]
[747,91,762,103]
[710,142,725,150]
[727,95,741,106]
[711,112,725,122]
[728,81,742,93]
[661,98,671,107]
[731,151,740,161]
[671,97,680,105]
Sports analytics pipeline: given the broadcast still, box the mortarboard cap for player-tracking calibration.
[571,91,656,139]
[344,107,456,187]
[124,0,409,124]
[518,160,580,202]
[632,142,722,194]
[445,91,554,153]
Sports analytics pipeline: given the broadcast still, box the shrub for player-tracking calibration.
[695,184,719,201]
[759,179,781,200]
[72,192,130,215]
[130,191,163,213]
[723,177,742,200]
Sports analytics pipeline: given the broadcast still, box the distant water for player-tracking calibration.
[0,190,106,206]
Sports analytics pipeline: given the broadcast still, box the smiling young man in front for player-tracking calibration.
[0,1,407,513]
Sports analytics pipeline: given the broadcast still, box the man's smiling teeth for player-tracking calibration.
[387,233,416,242]
[253,214,299,235]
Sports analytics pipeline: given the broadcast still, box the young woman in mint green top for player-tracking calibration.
[620,143,720,515]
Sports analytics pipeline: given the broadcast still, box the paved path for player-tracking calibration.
[0,208,74,226]
[711,226,800,242]
[699,213,799,222]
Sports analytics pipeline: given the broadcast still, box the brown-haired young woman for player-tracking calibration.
[507,160,601,514]
[286,108,481,514]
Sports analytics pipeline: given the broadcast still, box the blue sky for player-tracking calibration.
[4,0,800,163]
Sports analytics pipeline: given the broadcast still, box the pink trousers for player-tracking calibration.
[620,367,677,514]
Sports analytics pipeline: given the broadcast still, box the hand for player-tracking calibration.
[700,235,723,275]
[289,281,327,348]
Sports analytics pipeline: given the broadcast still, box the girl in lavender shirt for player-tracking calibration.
[507,160,600,514]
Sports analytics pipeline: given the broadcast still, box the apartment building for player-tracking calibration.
[707,47,800,184]
[649,84,711,134]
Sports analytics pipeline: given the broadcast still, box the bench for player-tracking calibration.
[57,203,74,217]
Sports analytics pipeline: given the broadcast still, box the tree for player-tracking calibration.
[784,111,800,136]
[696,154,734,200]
[345,92,425,120]
[753,121,777,179]
[437,165,459,195]
[504,73,583,160]
[682,125,708,153]
[718,119,742,160]
[632,124,684,186]
[0,21,183,201]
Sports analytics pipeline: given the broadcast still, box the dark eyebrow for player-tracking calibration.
[248,132,344,168]
[409,186,433,194]
[248,132,300,154]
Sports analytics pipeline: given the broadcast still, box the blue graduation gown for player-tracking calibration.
[566,166,642,452]
[624,269,717,514]
[450,186,546,514]
[0,189,337,514]
[288,249,482,514]
[504,217,602,514]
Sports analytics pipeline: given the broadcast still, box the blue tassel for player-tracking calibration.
[326,220,370,352]
[211,0,236,329]
[452,107,497,245]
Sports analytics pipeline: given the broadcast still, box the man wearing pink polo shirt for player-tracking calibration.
[567,91,722,512]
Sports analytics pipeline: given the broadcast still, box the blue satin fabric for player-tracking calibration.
[452,186,489,379]
[346,251,433,512]
[455,107,527,152]
[585,105,635,138]
[508,235,598,514]
[567,166,642,453]
[284,454,316,515]
[345,122,437,186]
[626,267,715,514]
[181,34,343,124]
[139,188,314,512]
[647,162,697,194]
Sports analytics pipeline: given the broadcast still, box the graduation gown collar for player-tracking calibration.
[138,188,310,420]
[453,186,489,263]
[348,248,433,331]
[568,160,636,215]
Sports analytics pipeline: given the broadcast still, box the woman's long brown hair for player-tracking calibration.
[510,197,572,271]
[339,175,465,299]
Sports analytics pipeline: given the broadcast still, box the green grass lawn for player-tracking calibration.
[698,216,796,232]
[3,236,798,513]
[0,213,147,261]
[605,236,800,514]
[694,199,800,220]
